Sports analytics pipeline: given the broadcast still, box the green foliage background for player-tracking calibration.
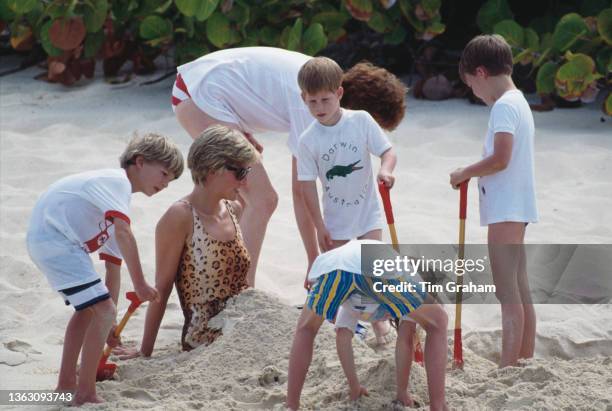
[1,0,610,114]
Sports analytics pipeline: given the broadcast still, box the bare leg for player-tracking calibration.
[517,243,536,359]
[357,229,392,344]
[408,300,448,411]
[395,321,416,406]
[56,309,93,391]
[488,222,527,368]
[175,99,223,138]
[239,161,278,286]
[73,299,116,406]
[287,308,324,410]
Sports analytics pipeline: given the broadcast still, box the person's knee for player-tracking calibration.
[421,305,448,334]
[245,183,278,216]
[296,310,323,336]
[91,298,117,325]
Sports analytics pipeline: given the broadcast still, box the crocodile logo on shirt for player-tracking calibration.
[325,160,363,181]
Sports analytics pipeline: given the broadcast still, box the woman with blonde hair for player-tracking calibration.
[122,125,260,355]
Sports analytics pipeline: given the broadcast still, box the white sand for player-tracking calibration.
[1,59,611,410]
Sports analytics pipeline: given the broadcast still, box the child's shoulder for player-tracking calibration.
[493,89,529,111]
[342,108,377,126]
[491,90,531,120]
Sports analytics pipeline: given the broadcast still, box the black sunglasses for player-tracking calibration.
[225,165,251,181]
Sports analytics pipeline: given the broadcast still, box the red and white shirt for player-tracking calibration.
[28,169,132,265]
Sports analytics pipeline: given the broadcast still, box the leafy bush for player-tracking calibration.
[0,0,445,85]
[477,0,611,115]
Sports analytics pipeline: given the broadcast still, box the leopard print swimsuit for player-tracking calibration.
[175,200,250,350]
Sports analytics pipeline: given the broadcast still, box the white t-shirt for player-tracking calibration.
[297,109,391,239]
[177,47,314,155]
[28,169,131,263]
[307,239,378,281]
[479,89,538,226]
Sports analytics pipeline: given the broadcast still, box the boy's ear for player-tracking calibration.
[337,86,344,100]
[475,66,488,78]
[135,155,145,168]
[301,91,307,102]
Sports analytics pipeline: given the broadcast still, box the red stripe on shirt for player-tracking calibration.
[175,73,190,97]
[105,210,130,225]
[99,253,122,266]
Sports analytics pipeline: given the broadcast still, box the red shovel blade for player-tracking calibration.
[95,291,143,381]
[96,352,116,381]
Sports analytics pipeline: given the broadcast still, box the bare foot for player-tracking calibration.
[73,393,104,406]
[367,324,396,348]
[55,380,76,394]
[395,390,415,407]
[349,385,369,401]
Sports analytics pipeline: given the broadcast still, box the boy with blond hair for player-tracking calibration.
[26,133,184,405]
[450,34,538,367]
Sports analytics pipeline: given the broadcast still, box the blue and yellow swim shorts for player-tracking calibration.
[306,270,427,322]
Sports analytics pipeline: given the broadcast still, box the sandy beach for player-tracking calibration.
[1,58,611,410]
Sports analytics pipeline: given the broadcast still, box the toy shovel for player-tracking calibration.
[96,291,142,381]
[378,181,425,365]
[453,181,469,369]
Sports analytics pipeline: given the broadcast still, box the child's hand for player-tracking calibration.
[106,326,121,348]
[134,283,160,303]
[377,170,395,188]
[450,168,469,189]
[303,277,311,291]
[349,385,369,401]
[316,227,333,252]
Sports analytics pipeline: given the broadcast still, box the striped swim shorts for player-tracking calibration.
[306,270,427,322]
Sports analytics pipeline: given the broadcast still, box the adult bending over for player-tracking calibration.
[172,47,406,285]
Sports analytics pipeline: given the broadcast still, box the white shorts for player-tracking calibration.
[58,279,110,311]
[334,294,415,333]
[27,227,102,294]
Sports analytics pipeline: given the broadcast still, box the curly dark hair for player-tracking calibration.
[341,62,407,131]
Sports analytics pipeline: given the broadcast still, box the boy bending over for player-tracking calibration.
[26,133,183,405]
[286,240,449,410]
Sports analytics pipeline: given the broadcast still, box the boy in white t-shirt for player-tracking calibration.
[26,133,184,405]
[296,56,397,258]
[450,35,538,368]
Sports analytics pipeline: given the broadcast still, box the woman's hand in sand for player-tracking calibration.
[113,344,144,360]
[243,132,263,153]
[449,168,470,189]
[349,385,369,401]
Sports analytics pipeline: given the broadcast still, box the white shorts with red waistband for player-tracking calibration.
[171,73,191,112]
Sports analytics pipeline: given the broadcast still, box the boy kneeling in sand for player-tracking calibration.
[26,133,183,405]
[286,240,449,411]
